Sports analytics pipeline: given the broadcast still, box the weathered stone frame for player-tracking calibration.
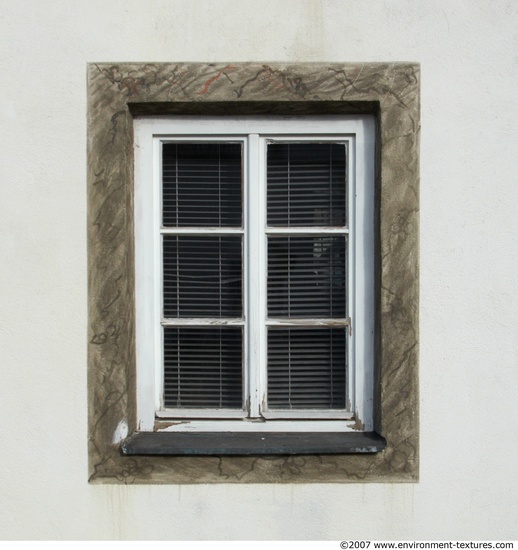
[88,62,419,483]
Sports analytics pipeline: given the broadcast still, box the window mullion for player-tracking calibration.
[247,134,265,418]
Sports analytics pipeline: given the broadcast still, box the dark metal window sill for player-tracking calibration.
[121,431,386,456]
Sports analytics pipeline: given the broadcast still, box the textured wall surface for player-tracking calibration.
[87,62,419,484]
[1,0,517,540]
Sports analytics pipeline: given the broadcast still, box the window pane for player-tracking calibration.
[163,236,242,318]
[163,143,242,227]
[164,327,243,409]
[267,143,346,227]
[267,235,346,318]
[267,328,346,409]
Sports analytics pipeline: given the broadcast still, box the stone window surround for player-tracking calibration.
[88,62,419,484]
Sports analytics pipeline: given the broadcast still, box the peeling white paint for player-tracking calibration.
[111,419,128,445]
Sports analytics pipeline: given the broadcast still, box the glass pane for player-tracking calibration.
[164,327,243,409]
[267,327,346,409]
[163,235,242,318]
[267,143,346,227]
[163,143,242,227]
[268,235,346,318]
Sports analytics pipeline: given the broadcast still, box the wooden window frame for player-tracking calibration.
[88,62,419,483]
[134,116,375,432]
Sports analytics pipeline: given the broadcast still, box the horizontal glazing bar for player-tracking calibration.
[261,411,354,420]
[161,227,244,234]
[162,318,244,326]
[156,410,247,419]
[265,227,348,233]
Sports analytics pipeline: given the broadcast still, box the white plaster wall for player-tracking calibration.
[0,0,517,540]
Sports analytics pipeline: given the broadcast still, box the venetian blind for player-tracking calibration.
[266,143,348,410]
[162,143,243,410]
[162,143,242,227]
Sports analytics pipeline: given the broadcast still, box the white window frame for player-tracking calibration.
[134,115,375,433]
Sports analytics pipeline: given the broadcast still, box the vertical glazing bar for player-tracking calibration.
[241,141,249,413]
[241,141,248,413]
[247,134,264,417]
[346,140,355,415]
[155,139,164,413]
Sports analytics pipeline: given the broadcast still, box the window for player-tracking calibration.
[130,115,378,449]
[88,62,419,482]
